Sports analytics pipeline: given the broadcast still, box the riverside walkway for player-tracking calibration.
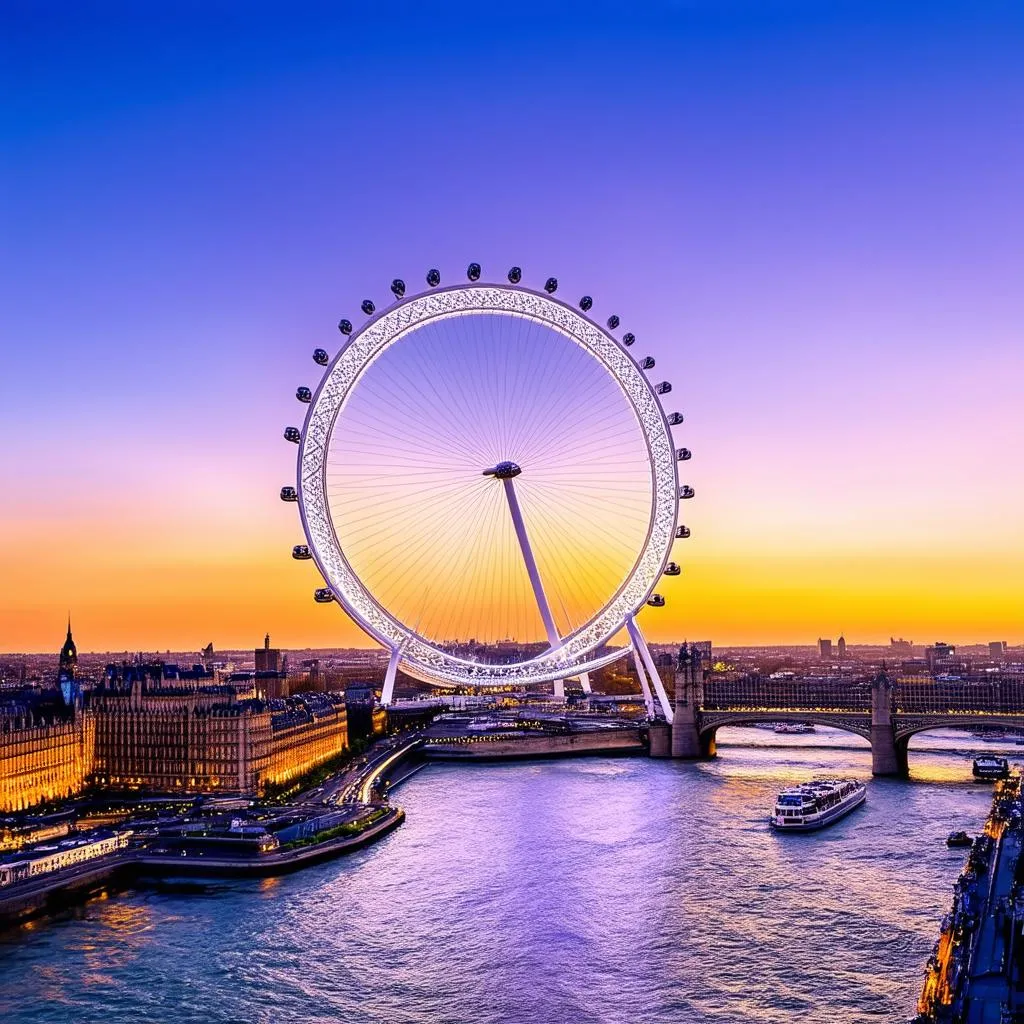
[915,775,1024,1023]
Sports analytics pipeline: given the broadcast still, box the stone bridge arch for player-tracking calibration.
[694,710,872,758]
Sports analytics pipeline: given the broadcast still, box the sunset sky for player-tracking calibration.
[2,2,1022,653]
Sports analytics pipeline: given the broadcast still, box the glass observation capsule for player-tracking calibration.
[507,266,522,284]
[640,356,655,370]
[296,386,312,403]
[338,319,353,335]
[667,412,684,425]
[292,544,311,560]
[679,485,695,499]
[391,279,406,299]
[283,427,301,444]
[664,562,681,576]
[467,262,481,281]
[622,333,635,346]
[607,315,620,330]
[280,486,298,502]
[676,447,691,461]
[655,381,672,395]
[314,348,330,365]
[676,525,691,539]
[544,277,558,294]
[361,299,375,316]
[426,268,441,287]
[579,296,593,312]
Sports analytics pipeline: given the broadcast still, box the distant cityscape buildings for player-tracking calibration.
[0,625,388,813]
[1,621,1021,817]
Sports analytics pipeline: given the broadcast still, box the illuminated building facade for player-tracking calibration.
[0,714,96,813]
[89,685,347,796]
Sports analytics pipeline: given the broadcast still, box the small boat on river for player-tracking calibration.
[972,756,1009,781]
[946,831,973,847]
[770,778,866,832]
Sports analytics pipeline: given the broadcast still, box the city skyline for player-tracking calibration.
[3,3,1023,653]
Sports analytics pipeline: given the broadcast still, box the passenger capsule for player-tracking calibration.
[622,332,635,346]
[507,266,522,284]
[579,295,593,311]
[426,268,441,287]
[283,427,301,444]
[544,277,558,294]
[647,594,666,608]
[314,348,329,365]
[292,544,311,560]
[296,386,312,403]
[361,299,375,316]
[314,588,336,604]
[640,356,655,370]
[607,315,620,330]
[667,412,684,425]
[391,278,406,299]
[679,485,695,499]
[664,562,681,577]
[467,262,482,281]
[676,447,691,461]
[337,319,352,335]
[676,525,691,539]
[655,381,672,395]
[280,486,298,502]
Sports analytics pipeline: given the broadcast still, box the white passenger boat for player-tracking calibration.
[770,778,866,832]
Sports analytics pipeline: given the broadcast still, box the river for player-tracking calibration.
[0,728,1014,1023]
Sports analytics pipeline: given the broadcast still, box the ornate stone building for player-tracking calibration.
[0,628,352,811]
[88,683,348,796]
[0,714,96,813]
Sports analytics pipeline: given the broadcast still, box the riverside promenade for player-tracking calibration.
[915,774,1024,1024]
[0,735,423,928]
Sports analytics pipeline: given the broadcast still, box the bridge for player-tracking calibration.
[658,647,1024,775]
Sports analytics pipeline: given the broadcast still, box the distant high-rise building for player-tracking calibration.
[925,642,956,671]
[837,636,847,659]
[818,638,832,659]
[990,641,1007,661]
[890,637,914,655]
[255,633,280,674]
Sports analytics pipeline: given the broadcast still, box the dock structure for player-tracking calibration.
[915,773,1024,1024]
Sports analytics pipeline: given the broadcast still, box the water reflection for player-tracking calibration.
[0,728,1012,1024]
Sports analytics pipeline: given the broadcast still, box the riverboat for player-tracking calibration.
[770,778,866,832]
[946,831,973,847]
[773,722,816,735]
[972,755,1009,781]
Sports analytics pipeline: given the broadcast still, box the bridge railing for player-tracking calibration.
[701,676,873,713]
[893,680,1024,715]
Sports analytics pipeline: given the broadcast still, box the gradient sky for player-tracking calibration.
[2,1,1022,653]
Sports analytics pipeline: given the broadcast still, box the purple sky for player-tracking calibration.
[2,2,1022,652]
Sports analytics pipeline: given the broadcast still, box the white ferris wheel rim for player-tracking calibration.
[297,282,679,688]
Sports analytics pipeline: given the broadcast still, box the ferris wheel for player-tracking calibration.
[280,265,693,717]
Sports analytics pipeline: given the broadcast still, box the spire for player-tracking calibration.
[67,612,72,640]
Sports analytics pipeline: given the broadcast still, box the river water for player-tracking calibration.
[0,728,1016,1024]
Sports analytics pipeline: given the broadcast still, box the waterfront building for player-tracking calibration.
[0,713,96,813]
[89,683,347,796]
